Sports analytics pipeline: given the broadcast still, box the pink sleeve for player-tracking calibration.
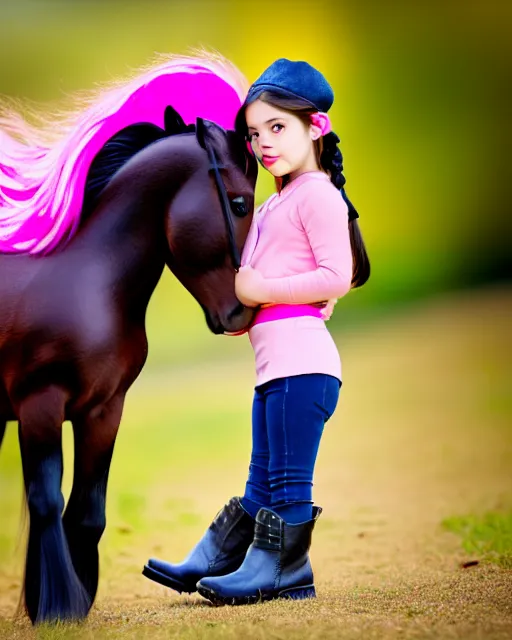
[265,185,353,304]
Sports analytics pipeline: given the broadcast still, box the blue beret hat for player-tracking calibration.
[245,58,334,112]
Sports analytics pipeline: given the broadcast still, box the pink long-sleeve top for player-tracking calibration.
[241,170,352,387]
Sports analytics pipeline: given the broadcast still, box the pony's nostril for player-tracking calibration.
[227,302,245,321]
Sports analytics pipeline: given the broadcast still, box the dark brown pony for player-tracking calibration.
[0,113,257,623]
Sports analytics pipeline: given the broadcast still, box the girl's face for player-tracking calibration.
[245,99,321,180]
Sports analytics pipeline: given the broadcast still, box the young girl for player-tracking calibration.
[144,58,369,605]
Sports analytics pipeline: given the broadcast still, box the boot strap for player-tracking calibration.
[254,510,283,551]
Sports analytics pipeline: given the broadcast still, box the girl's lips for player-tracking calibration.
[262,155,280,168]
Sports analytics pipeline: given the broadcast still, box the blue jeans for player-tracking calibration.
[242,374,341,524]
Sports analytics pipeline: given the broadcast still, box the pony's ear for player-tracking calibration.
[196,118,226,150]
[195,117,208,149]
[164,105,186,134]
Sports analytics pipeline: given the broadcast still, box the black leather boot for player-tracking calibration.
[197,506,322,605]
[142,497,254,593]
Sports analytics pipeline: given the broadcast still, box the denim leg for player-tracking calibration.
[265,374,340,523]
[241,386,271,518]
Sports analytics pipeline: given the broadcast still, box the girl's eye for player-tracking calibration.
[248,132,258,141]
[272,124,284,133]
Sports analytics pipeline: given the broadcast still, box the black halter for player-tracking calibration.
[203,138,241,272]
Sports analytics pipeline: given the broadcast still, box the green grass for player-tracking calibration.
[442,512,512,569]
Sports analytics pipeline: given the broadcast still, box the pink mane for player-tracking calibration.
[0,51,248,255]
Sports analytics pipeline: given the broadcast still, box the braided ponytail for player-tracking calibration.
[320,132,370,289]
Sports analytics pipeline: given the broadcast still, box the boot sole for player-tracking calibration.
[142,564,196,594]
[197,584,316,606]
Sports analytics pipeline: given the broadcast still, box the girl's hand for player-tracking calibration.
[235,265,269,307]
[320,298,338,320]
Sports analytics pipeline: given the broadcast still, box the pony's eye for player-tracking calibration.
[230,195,248,218]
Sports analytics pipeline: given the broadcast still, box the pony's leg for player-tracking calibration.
[18,386,90,624]
[63,393,124,604]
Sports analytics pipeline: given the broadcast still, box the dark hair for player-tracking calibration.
[235,91,370,289]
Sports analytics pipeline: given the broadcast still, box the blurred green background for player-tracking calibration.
[0,2,511,634]
[1,0,510,363]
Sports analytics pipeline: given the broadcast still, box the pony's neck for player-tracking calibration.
[69,135,195,310]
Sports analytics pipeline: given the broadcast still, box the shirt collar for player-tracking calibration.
[268,171,331,210]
